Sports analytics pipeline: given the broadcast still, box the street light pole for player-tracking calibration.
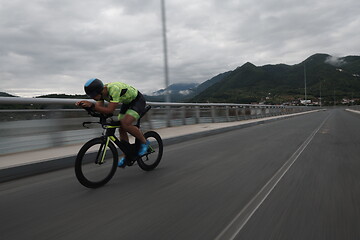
[304,63,307,106]
[161,0,170,103]
[319,80,322,107]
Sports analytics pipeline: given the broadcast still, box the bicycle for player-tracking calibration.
[75,105,163,188]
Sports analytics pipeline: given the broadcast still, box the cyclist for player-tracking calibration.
[76,78,149,167]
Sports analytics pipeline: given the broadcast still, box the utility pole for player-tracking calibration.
[304,63,307,106]
[161,0,170,103]
[320,80,322,107]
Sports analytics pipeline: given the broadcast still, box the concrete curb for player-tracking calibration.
[0,156,76,183]
[345,109,360,114]
[0,110,324,183]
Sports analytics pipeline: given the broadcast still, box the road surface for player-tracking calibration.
[1,109,359,240]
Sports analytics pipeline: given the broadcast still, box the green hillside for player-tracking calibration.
[2,53,360,106]
[0,92,17,97]
[36,94,88,99]
[192,54,360,105]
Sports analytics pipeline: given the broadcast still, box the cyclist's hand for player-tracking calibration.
[76,101,94,108]
[75,101,84,107]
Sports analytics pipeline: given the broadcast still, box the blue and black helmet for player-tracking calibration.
[84,78,104,98]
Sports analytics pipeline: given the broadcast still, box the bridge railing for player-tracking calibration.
[0,97,316,155]
[348,105,360,111]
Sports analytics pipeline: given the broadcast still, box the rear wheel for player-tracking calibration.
[137,131,163,171]
[75,138,118,188]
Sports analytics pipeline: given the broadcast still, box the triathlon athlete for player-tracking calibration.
[76,78,149,167]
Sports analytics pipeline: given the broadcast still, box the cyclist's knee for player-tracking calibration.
[120,119,132,130]
[120,115,135,128]
[118,125,126,132]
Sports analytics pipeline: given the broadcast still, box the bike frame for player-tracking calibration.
[82,105,152,165]
[97,123,141,165]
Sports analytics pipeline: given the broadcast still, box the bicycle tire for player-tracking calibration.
[137,131,163,171]
[75,137,118,188]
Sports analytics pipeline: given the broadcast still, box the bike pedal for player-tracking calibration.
[126,159,135,166]
[118,164,126,169]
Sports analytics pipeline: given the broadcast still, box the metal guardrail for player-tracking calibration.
[348,105,360,111]
[0,97,316,155]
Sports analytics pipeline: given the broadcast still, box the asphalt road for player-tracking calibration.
[1,109,359,240]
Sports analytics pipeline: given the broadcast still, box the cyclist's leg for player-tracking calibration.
[118,114,146,167]
[118,104,129,142]
[118,105,130,167]
[120,92,147,144]
[118,113,147,167]
[119,126,129,142]
[120,114,146,144]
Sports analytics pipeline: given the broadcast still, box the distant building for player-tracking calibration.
[300,100,311,105]
[341,98,355,105]
[291,100,301,105]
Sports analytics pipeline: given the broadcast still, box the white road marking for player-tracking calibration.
[214,113,331,240]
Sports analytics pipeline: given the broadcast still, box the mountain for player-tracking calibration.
[0,92,17,97]
[145,83,199,102]
[192,71,233,96]
[144,73,231,102]
[36,94,87,99]
[151,83,199,96]
[3,53,360,106]
[191,53,360,105]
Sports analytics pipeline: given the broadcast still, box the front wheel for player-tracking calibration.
[75,137,118,188]
[137,131,163,171]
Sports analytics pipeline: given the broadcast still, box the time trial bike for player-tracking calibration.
[75,105,163,188]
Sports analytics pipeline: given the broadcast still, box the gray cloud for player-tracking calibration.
[1,0,359,97]
[325,56,346,67]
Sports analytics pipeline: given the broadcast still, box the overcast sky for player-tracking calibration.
[1,0,359,97]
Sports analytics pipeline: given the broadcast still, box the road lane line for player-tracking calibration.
[214,113,331,240]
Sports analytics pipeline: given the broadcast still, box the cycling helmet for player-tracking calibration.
[84,78,104,98]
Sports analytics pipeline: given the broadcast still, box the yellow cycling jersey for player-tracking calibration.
[100,82,138,104]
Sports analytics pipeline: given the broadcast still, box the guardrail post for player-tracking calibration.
[195,106,200,124]
[240,107,246,120]
[245,106,250,119]
[261,107,266,118]
[181,106,186,125]
[235,106,239,120]
[252,107,255,118]
[249,107,254,119]
[146,108,153,129]
[272,107,276,116]
[166,106,171,127]
[226,106,230,121]
[211,106,216,123]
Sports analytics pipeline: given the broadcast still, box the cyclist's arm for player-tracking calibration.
[95,101,104,107]
[94,102,118,115]
[75,100,95,108]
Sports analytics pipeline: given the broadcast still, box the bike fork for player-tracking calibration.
[95,136,113,164]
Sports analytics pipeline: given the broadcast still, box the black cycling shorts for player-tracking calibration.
[118,92,146,120]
